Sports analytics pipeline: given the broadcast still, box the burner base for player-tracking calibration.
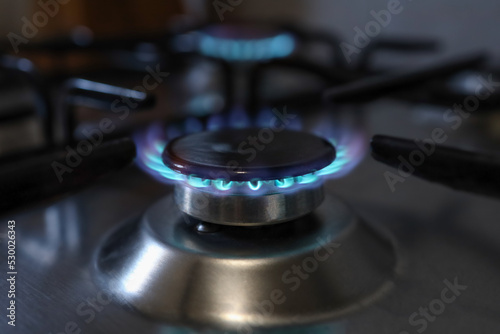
[95,194,400,331]
[175,183,325,226]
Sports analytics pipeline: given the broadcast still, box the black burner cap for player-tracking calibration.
[163,128,336,182]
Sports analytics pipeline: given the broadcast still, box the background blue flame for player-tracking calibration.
[198,32,295,61]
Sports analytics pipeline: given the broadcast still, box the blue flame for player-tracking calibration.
[161,321,345,333]
[198,32,295,61]
[296,173,319,184]
[248,180,262,191]
[228,106,251,128]
[187,175,211,188]
[257,108,302,130]
[207,113,226,131]
[275,177,295,188]
[135,108,366,195]
[185,117,204,134]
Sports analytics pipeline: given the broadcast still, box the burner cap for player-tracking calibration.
[163,128,336,182]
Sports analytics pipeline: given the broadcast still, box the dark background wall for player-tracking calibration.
[2,0,499,63]
[192,0,500,64]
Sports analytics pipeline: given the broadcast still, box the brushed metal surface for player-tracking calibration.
[174,183,325,225]
[95,193,398,331]
[2,162,500,333]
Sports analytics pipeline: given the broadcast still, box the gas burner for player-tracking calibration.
[96,129,399,331]
[165,128,335,225]
[134,110,367,190]
[196,23,296,62]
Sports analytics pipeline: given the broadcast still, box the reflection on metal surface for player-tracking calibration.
[96,194,399,331]
[22,199,84,266]
[174,183,324,226]
[121,241,167,295]
[159,321,346,333]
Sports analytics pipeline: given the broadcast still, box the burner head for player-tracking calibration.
[163,128,336,226]
[163,128,336,182]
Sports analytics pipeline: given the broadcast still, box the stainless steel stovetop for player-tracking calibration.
[2,99,500,334]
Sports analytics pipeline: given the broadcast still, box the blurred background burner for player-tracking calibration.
[195,23,296,61]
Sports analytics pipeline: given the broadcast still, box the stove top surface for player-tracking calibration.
[2,99,500,333]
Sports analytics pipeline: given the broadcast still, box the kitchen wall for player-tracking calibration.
[0,1,30,34]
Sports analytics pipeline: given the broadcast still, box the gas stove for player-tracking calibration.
[1,19,500,334]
